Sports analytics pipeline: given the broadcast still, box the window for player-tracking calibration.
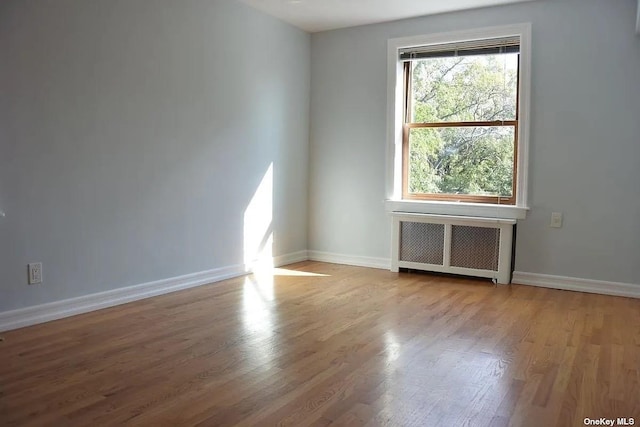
[402,38,519,204]
[387,25,530,217]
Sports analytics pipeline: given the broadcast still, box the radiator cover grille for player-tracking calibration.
[450,225,499,271]
[400,222,445,265]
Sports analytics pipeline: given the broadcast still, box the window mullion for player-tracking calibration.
[407,121,517,128]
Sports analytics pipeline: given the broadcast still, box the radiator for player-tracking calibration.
[390,212,516,284]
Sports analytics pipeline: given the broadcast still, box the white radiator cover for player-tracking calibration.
[391,212,516,284]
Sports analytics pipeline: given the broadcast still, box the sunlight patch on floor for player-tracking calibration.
[270,268,330,277]
[250,265,330,278]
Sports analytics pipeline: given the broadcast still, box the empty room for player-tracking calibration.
[1,0,639,425]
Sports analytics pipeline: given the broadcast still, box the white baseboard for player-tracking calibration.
[0,251,309,332]
[273,250,309,267]
[512,271,640,299]
[6,253,636,332]
[307,250,390,270]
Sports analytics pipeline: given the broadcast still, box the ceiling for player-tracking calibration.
[239,0,536,33]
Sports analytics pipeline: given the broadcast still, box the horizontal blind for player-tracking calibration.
[399,36,519,61]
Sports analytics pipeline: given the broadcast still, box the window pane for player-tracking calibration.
[408,126,514,197]
[410,54,518,123]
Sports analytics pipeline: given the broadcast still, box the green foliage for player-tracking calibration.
[408,54,518,198]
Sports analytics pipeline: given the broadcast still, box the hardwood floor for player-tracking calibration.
[1,261,639,426]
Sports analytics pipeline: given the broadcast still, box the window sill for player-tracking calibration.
[384,199,529,220]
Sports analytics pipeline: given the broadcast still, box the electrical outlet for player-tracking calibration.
[550,212,563,228]
[28,263,42,285]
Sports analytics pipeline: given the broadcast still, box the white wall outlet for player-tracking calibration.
[28,263,43,285]
[550,212,563,228]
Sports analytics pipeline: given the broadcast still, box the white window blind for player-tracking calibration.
[399,36,520,61]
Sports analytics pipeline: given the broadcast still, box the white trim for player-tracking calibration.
[308,250,390,270]
[389,211,516,226]
[7,248,636,333]
[636,0,640,34]
[272,250,309,267]
[391,212,516,228]
[0,251,310,332]
[385,199,528,220]
[399,261,498,279]
[0,266,243,332]
[386,23,532,216]
[497,224,514,285]
[512,272,640,299]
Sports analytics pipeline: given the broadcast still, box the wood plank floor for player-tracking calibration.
[1,261,639,426]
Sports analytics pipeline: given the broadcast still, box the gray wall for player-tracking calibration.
[0,0,310,311]
[309,0,640,284]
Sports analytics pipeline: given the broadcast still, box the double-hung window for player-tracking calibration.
[387,25,531,216]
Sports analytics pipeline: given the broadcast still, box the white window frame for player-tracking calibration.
[385,24,532,220]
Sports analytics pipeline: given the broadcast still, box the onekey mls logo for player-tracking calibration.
[584,418,635,426]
